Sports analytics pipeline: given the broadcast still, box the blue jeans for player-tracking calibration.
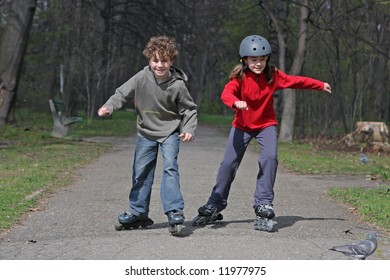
[207,126,278,210]
[128,132,184,216]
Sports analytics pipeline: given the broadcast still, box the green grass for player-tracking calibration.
[198,113,234,129]
[328,186,390,230]
[0,111,389,233]
[0,110,136,232]
[71,110,137,138]
[278,142,390,180]
[278,142,389,231]
[0,140,108,229]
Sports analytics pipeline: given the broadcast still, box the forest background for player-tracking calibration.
[0,0,389,141]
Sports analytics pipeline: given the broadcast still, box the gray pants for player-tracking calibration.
[207,126,278,211]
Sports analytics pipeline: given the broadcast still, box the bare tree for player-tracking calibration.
[260,0,310,142]
[310,0,390,134]
[2,0,388,136]
[0,0,37,126]
[279,0,310,142]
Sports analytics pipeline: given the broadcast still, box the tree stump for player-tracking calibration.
[341,121,389,147]
[355,121,389,143]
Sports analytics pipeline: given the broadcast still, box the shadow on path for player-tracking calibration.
[143,215,346,237]
[273,216,345,231]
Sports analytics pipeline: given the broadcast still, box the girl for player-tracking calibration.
[192,35,331,231]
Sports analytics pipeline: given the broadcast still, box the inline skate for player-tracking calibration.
[115,212,154,231]
[191,204,223,226]
[253,204,275,232]
[167,210,185,236]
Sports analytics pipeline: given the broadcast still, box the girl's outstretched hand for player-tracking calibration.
[323,83,332,93]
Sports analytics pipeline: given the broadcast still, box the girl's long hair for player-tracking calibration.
[229,57,274,83]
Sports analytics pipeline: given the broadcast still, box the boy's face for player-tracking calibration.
[149,52,173,81]
[244,56,268,74]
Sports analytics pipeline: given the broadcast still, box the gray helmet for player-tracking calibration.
[239,35,272,58]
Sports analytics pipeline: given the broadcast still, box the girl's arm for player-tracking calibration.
[275,68,331,92]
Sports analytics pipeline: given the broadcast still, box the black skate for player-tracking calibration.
[115,212,154,231]
[191,204,223,227]
[254,204,275,232]
[167,210,185,236]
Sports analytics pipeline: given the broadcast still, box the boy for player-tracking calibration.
[98,36,197,235]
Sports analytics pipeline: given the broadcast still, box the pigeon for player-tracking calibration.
[359,153,369,164]
[359,148,369,164]
[329,232,378,260]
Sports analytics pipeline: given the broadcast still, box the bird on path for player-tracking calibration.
[329,232,378,260]
[359,147,369,164]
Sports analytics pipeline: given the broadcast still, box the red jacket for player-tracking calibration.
[221,67,325,132]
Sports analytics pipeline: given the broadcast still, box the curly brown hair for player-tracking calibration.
[143,36,178,61]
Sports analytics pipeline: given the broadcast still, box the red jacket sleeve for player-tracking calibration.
[274,68,324,91]
[221,79,242,109]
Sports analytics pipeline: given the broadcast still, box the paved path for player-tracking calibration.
[0,125,389,260]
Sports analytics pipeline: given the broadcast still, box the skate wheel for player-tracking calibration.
[265,219,273,232]
[254,217,273,232]
[191,214,223,227]
[191,215,206,227]
[116,218,154,231]
[140,218,154,228]
[115,223,125,231]
[115,223,140,231]
[169,224,182,236]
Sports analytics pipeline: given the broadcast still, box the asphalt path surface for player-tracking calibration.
[0,125,389,260]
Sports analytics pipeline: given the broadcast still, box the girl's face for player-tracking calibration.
[149,52,173,82]
[245,56,268,74]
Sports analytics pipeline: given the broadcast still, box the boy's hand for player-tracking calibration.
[323,83,332,93]
[98,107,111,117]
[179,133,194,142]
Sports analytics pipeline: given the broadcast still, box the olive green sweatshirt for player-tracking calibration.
[102,65,197,142]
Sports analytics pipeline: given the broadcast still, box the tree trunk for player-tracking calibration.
[279,0,309,142]
[259,0,288,122]
[100,0,113,108]
[0,0,37,127]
